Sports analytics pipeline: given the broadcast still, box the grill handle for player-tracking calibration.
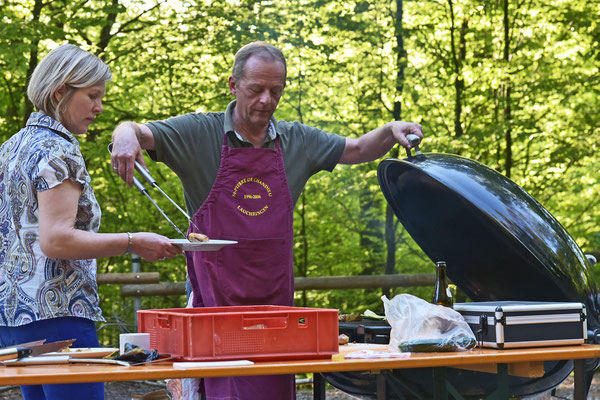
[406,134,422,157]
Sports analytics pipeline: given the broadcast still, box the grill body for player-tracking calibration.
[322,154,600,398]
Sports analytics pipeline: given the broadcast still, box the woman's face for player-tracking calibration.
[57,83,105,135]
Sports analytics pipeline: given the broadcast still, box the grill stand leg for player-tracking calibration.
[433,365,510,400]
[486,363,510,400]
[313,373,326,400]
[432,367,448,400]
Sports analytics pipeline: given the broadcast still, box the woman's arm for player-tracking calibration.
[38,179,180,261]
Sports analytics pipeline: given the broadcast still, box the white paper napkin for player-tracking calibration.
[173,360,254,368]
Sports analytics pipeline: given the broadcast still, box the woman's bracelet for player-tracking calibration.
[125,232,133,254]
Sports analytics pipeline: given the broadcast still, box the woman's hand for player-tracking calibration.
[130,232,182,262]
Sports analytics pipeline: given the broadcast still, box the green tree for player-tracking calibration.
[1,0,599,337]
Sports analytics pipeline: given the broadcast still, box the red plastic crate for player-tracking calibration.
[137,305,339,362]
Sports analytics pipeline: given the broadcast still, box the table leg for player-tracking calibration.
[377,373,387,400]
[495,363,509,399]
[313,373,326,400]
[573,359,586,400]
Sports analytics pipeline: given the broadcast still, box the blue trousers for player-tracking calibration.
[0,317,104,400]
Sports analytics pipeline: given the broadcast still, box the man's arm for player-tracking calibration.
[338,121,423,165]
[111,122,155,186]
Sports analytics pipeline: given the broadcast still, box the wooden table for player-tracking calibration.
[0,344,599,399]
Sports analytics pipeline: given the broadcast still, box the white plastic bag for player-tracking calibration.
[382,294,476,352]
[166,377,201,400]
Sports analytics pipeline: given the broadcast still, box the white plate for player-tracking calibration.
[170,239,237,251]
[44,347,119,359]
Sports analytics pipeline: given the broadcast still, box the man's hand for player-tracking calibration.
[388,121,423,150]
[339,120,424,165]
[111,122,154,186]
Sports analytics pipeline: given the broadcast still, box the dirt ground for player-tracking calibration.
[0,374,598,399]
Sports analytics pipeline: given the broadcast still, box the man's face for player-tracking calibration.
[229,55,286,129]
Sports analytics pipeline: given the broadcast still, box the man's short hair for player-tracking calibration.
[27,43,112,122]
[232,41,287,81]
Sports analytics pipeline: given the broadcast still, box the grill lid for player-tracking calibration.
[377,153,599,328]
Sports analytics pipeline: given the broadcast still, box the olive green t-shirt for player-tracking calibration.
[146,101,346,215]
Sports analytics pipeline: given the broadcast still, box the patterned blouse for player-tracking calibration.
[0,112,104,327]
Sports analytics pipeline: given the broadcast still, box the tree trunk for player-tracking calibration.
[382,0,407,298]
[448,0,467,138]
[23,0,44,124]
[502,0,513,178]
[97,0,120,55]
[298,192,308,307]
[293,48,308,307]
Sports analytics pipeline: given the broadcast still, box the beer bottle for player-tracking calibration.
[432,261,453,307]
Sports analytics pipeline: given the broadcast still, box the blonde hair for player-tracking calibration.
[232,41,286,82]
[27,44,112,122]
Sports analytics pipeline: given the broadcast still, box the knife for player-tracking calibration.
[0,339,47,361]
[0,347,33,361]
[28,339,76,356]
[0,339,76,361]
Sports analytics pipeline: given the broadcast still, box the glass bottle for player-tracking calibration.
[432,261,453,307]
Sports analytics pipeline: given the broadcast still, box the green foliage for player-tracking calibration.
[1,0,599,339]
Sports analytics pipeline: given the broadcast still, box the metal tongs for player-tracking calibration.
[108,143,199,240]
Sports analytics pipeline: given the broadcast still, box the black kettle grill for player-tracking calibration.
[323,139,600,399]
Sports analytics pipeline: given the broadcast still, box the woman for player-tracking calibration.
[0,44,180,400]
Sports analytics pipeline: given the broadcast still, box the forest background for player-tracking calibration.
[1,0,599,343]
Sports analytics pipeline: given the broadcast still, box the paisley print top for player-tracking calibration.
[0,112,104,326]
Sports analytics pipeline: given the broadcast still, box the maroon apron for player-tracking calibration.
[186,133,295,400]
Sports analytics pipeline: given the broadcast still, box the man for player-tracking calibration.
[111,41,422,400]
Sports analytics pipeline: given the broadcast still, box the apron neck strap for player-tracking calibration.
[223,131,280,149]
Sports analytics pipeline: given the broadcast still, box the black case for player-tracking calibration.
[454,301,587,349]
